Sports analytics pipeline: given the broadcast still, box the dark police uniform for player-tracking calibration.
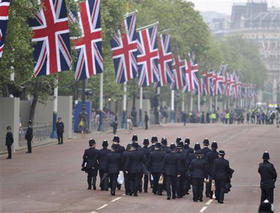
[213,154,230,203]
[106,149,122,195]
[82,145,99,190]
[124,148,144,196]
[206,149,219,198]
[141,144,150,192]
[5,130,14,159]
[56,120,64,144]
[148,147,165,195]
[163,150,178,199]
[176,149,187,198]
[98,146,111,190]
[25,125,33,153]
[258,159,277,204]
[189,151,207,202]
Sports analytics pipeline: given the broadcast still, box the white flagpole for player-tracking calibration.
[198,91,201,112]
[50,75,58,138]
[139,87,143,126]
[157,87,160,124]
[171,90,175,123]
[98,73,103,131]
[182,91,185,112]
[215,95,218,111]
[190,92,193,112]
[122,82,127,129]
[209,96,213,111]
[136,21,159,31]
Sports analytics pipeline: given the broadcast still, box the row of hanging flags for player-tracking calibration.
[0,0,256,98]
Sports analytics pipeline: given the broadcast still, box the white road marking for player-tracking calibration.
[206,199,213,205]
[200,206,207,212]
[111,197,122,202]
[96,204,108,210]
[90,211,97,213]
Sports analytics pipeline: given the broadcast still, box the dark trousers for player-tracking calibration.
[124,173,130,195]
[141,174,148,192]
[261,188,274,204]
[205,177,212,198]
[184,175,191,194]
[109,173,118,194]
[99,169,108,190]
[215,179,225,202]
[166,175,177,198]
[129,173,140,195]
[151,173,161,194]
[87,168,97,189]
[145,121,148,130]
[6,145,12,159]
[177,172,186,197]
[192,178,204,201]
[27,139,32,153]
[57,133,63,144]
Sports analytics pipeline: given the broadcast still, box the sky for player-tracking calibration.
[188,0,280,15]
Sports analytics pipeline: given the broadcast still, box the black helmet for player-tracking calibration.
[89,138,96,146]
[132,134,138,142]
[184,137,190,145]
[151,136,158,143]
[262,151,270,160]
[112,144,118,151]
[161,137,167,146]
[194,143,201,151]
[143,138,149,146]
[219,150,225,156]
[155,142,161,149]
[102,140,108,147]
[112,135,120,143]
[170,144,176,150]
[211,141,218,149]
[176,137,182,144]
[203,138,209,146]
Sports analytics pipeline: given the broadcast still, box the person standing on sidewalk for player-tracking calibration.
[56,117,64,144]
[5,126,14,159]
[25,120,33,153]
[144,111,149,130]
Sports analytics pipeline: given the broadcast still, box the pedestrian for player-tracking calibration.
[148,142,165,195]
[81,138,99,190]
[56,117,64,144]
[258,151,277,205]
[5,126,14,159]
[189,150,207,202]
[141,138,150,193]
[106,144,122,196]
[124,143,144,196]
[163,144,178,200]
[111,115,118,135]
[25,120,33,153]
[144,111,149,130]
[98,140,111,191]
[206,141,219,199]
[213,150,231,204]
[127,116,133,132]
[258,199,274,213]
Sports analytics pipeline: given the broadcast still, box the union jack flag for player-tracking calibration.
[137,25,159,87]
[213,71,224,96]
[111,12,137,83]
[72,0,102,80]
[158,33,173,87]
[30,0,72,77]
[184,52,199,93]
[200,71,208,96]
[172,55,186,90]
[0,0,10,59]
[204,71,213,96]
[228,73,235,97]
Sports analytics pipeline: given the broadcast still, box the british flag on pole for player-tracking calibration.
[111,12,137,83]
[172,55,187,91]
[30,0,72,77]
[137,24,159,87]
[158,33,173,87]
[72,0,103,80]
[0,0,10,59]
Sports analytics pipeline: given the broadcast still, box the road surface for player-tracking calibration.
[1,123,279,212]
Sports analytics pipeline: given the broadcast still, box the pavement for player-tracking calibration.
[0,123,279,213]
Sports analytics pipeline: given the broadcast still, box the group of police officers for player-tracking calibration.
[81,135,234,203]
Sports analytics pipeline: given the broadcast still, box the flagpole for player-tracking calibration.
[156,87,160,124]
[215,95,218,111]
[98,73,103,131]
[209,96,213,112]
[122,82,127,129]
[198,91,201,113]
[190,92,193,112]
[136,21,159,31]
[139,87,143,127]
[171,90,175,123]
[50,75,58,138]
[182,91,185,113]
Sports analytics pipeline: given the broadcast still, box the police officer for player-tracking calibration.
[127,134,141,150]
[184,137,193,153]
[201,138,211,156]
[149,136,158,152]
[5,126,14,159]
[206,141,219,198]
[148,142,165,195]
[141,138,150,193]
[124,143,144,196]
[258,151,277,205]
[98,140,111,191]
[56,117,64,145]
[122,145,131,195]
[25,120,33,153]
[163,144,178,200]
[213,150,230,204]
[112,135,125,153]
[161,137,170,153]
[189,149,207,202]
[144,111,149,130]
[82,138,99,190]
[201,138,211,197]
[106,144,122,196]
[176,142,187,198]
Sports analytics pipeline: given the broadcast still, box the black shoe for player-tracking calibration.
[158,192,162,196]
[129,193,133,196]
[111,192,115,196]
[6,157,11,159]
[218,201,224,204]
[144,190,148,193]
[193,199,198,202]
[93,185,96,190]
[199,199,203,202]
[133,193,138,197]
[88,186,91,190]
[172,196,176,199]
[167,197,171,200]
